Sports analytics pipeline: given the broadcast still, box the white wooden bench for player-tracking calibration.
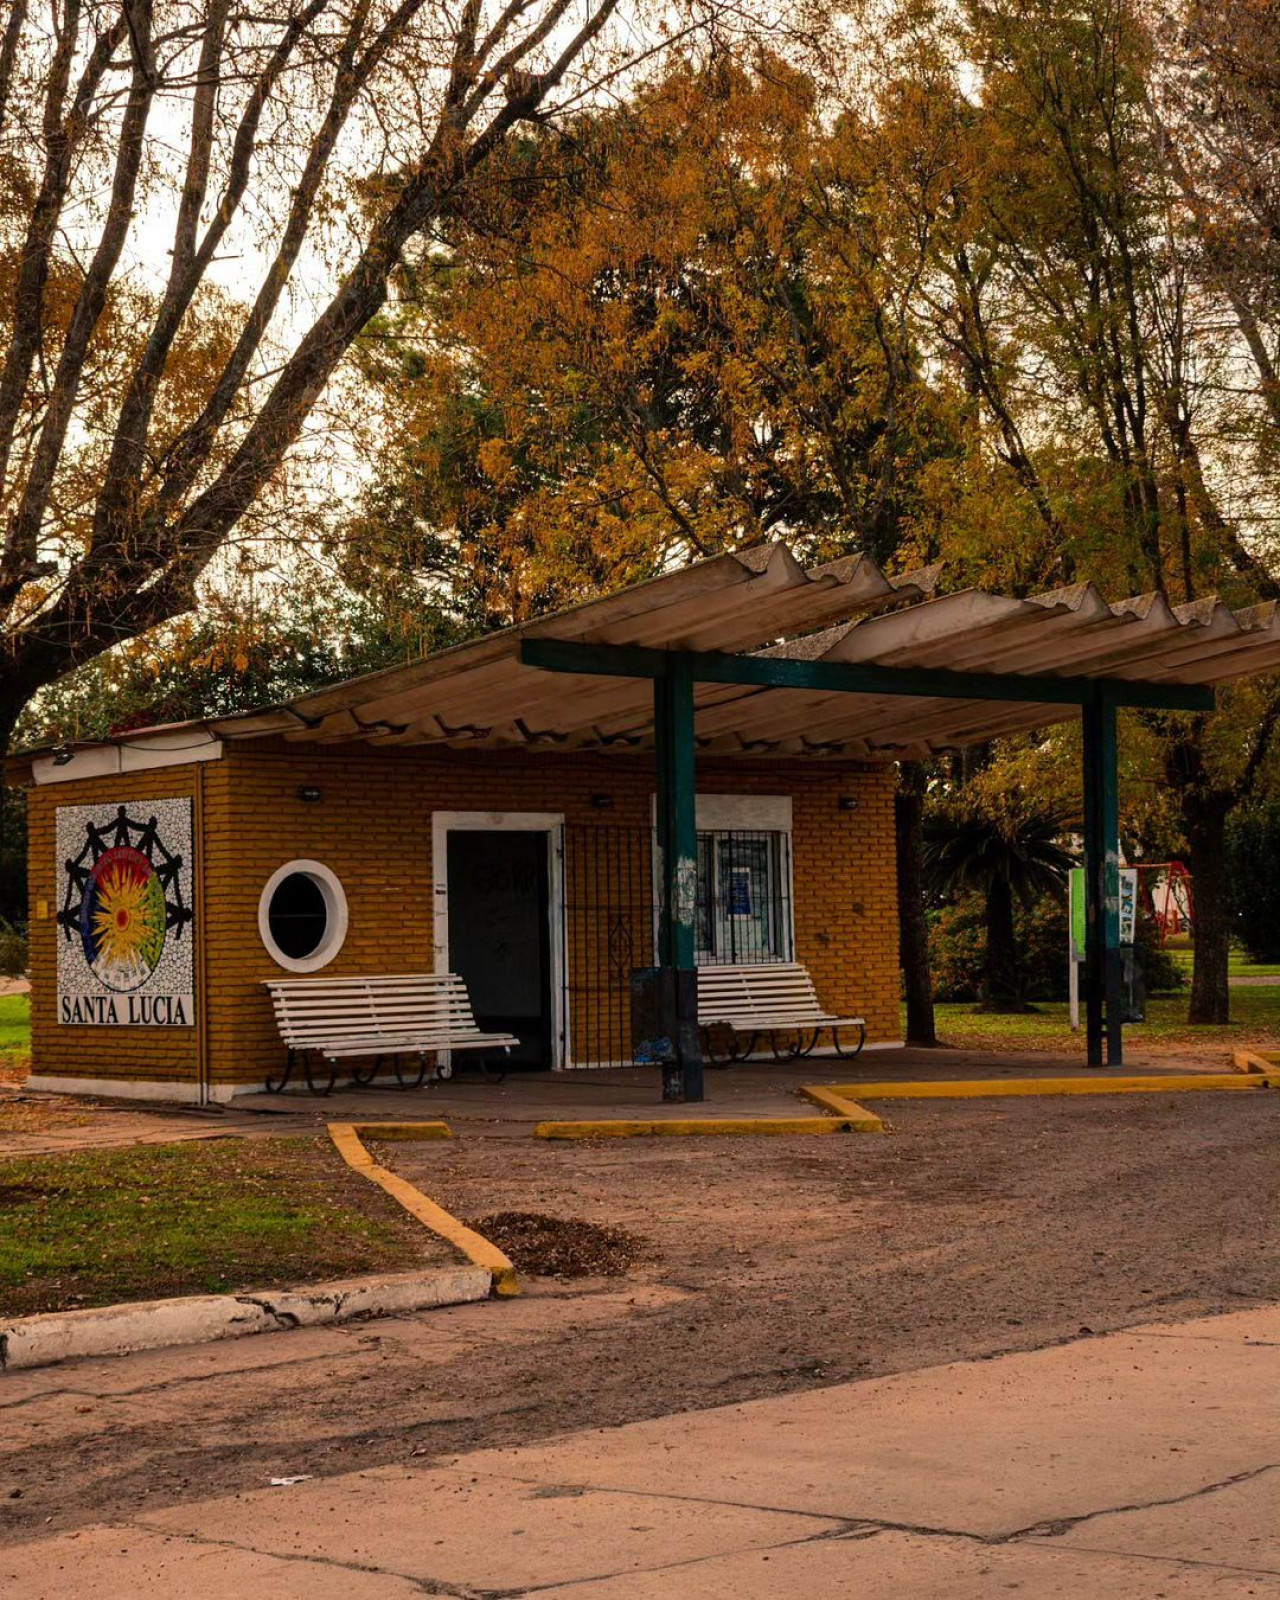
[264,973,519,1095]
[697,962,866,1062]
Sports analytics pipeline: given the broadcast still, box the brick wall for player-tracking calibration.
[27,742,900,1092]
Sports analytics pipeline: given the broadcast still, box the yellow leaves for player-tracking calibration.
[477,437,516,489]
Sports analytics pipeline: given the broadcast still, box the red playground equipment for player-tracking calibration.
[1133,862,1194,943]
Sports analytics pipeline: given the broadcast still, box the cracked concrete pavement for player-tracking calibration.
[3,1303,1279,1596]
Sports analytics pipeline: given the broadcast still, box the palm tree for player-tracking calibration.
[923,796,1076,1013]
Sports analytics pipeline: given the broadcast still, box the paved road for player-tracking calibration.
[3,1303,1278,1596]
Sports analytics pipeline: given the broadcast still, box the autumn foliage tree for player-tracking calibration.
[341,53,965,626]
[1157,0,1280,443]
[6,0,1278,1028]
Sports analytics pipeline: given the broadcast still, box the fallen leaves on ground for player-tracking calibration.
[467,1210,649,1278]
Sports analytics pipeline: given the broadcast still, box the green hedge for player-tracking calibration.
[927,894,1066,1004]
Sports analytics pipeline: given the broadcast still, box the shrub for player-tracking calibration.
[1136,914,1185,994]
[0,920,27,978]
[927,891,1181,1003]
[928,892,1068,1004]
[927,899,987,1002]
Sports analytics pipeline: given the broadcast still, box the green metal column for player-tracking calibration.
[1082,687,1123,1067]
[653,658,694,967]
[653,654,703,1102]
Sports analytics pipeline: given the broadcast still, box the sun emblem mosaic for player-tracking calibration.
[56,800,196,1026]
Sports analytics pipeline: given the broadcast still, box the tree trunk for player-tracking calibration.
[1182,788,1232,1024]
[895,761,937,1046]
[0,690,25,927]
[983,874,1022,1012]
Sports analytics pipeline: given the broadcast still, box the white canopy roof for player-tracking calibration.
[20,543,1280,771]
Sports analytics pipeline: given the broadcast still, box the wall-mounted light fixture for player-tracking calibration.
[590,793,614,810]
[297,785,323,803]
[838,795,859,812]
[51,745,75,767]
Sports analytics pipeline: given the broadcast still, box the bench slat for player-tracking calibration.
[697,962,863,1039]
[265,973,516,1065]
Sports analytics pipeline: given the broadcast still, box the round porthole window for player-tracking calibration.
[258,861,348,972]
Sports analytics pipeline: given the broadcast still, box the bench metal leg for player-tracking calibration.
[701,1025,740,1067]
[832,1023,866,1060]
[353,1054,381,1087]
[475,1052,506,1085]
[769,1029,806,1063]
[394,1052,428,1090]
[303,1051,338,1096]
[266,1047,296,1094]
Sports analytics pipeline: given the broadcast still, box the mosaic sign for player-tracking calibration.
[56,799,195,1026]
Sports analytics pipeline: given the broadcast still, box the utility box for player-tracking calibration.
[1121,947,1146,1024]
[631,966,703,1101]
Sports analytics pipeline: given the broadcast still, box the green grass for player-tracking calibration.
[1166,949,1280,978]
[926,985,1280,1054]
[0,1136,442,1319]
[0,993,29,1060]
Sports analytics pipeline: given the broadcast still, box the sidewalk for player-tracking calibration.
[4,1303,1278,1596]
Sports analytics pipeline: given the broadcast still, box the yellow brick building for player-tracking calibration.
[19,740,900,1101]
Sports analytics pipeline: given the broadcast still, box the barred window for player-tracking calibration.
[695,830,793,966]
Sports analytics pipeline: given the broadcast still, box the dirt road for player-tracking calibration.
[2,1092,1278,1547]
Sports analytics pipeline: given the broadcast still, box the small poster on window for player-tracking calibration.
[55,799,196,1026]
[728,866,754,916]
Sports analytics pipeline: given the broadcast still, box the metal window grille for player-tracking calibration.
[562,824,795,1067]
[695,829,794,966]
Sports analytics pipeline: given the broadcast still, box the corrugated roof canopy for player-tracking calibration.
[29,543,1280,767]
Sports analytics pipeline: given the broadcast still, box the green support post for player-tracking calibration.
[653,654,703,1102]
[1082,688,1123,1067]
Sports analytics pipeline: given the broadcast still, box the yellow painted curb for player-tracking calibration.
[349,1121,454,1140]
[798,1084,888,1132]
[533,1115,880,1139]
[822,1074,1280,1101]
[1232,1048,1279,1075]
[328,1123,519,1297]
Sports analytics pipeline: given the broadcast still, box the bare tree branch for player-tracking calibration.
[1,0,658,708]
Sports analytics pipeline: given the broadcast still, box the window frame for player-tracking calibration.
[695,827,794,966]
[650,794,796,968]
[258,859,349,973]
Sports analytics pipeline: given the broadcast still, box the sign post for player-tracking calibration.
[1068,866,1085,1030]
[1069,862,1136,1035]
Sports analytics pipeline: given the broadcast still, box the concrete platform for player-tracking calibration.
[4,1303,1278,1595]
[2,1044,1248,1155]
[238,1047,1245,1132]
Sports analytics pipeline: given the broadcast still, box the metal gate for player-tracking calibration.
[563,824,654,1068]
[562,823,795,1068]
